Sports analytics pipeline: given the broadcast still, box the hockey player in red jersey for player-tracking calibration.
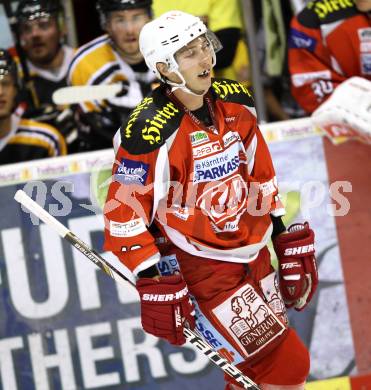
[104,10,318,390]
[289,0,371,113]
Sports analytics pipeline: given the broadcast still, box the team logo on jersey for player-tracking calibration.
[289,28,317,51]
[193,141,222,158]
[114,158,149,185]
[190,130,209,146]
[212,284,286,359]
[193,143,240,183]
[196,174,248,231]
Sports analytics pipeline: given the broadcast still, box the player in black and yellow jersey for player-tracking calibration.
[0,49,66,165]
[68,0,155,151]
[14,0,77,151]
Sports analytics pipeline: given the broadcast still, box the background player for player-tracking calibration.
[67,0,155,151]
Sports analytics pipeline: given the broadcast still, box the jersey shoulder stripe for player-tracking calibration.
[212,77,255,107]
[297,1,358,28]
[17,119,67,155]
[120,85,184,155]
[68,35,110,73]
[68,36,115,85]
[92,64,121,85]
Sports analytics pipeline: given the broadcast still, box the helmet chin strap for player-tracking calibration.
[166,69,209,97]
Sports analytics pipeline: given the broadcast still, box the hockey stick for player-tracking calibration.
[14,190,260,390]
[52,84,122,105]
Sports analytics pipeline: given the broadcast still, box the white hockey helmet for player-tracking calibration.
[139,10,221,89]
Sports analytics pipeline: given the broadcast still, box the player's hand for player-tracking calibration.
[273,222,318,311]
[136,274,195,345]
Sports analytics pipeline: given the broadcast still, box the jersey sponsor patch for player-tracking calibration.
[289,28,317,51]
[172,205,190,221]
[192,141,222,158]
[223,131,241,148]
[189,130,209,146]
[114,158,149,185]
[358,27,371,42]
[259,178,277,197]
[291,70,331,87]
[193,143,240,183]
[193,300,245,364]
[109,218,146,237]
[259,272,288,326]
[212,283,286,359]
[361,42,371,52]
[157,254,180,276]
[361,53,371,75]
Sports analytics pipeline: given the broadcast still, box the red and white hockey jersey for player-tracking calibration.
[289,1,371,113]
[103,79,284,275]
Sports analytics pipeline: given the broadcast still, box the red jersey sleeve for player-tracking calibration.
[288,14,346,113]
[103,145,160,275]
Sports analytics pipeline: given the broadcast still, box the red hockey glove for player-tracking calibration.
[136,274,195,345]
[273,222,318,311]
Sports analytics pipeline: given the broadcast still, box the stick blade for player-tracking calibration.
[52,84,122,105]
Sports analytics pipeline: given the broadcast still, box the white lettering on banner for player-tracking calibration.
[29,329,76,389]
[117,317,209,381]
[0,337,24,390]
[192,141,222,158]
[0,319,209,388]
[117,317,167,382]
[193,143,240,184]
[2,225,69,319]
[109,218,146,238]
[68,215,138,310]
[284,244,314,256]
[76,323,120,387]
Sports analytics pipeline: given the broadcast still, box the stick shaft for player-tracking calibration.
[14,190,260,389]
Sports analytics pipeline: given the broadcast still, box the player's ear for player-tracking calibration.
[156,62,170,78]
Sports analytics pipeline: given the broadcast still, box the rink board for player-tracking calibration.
[0,129,369,389]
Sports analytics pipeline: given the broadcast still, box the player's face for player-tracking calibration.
[175,36,213,95]
[355,0,371,11]
[18,17,62,66]
[0,74,17,120]
[106,9,150,58]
